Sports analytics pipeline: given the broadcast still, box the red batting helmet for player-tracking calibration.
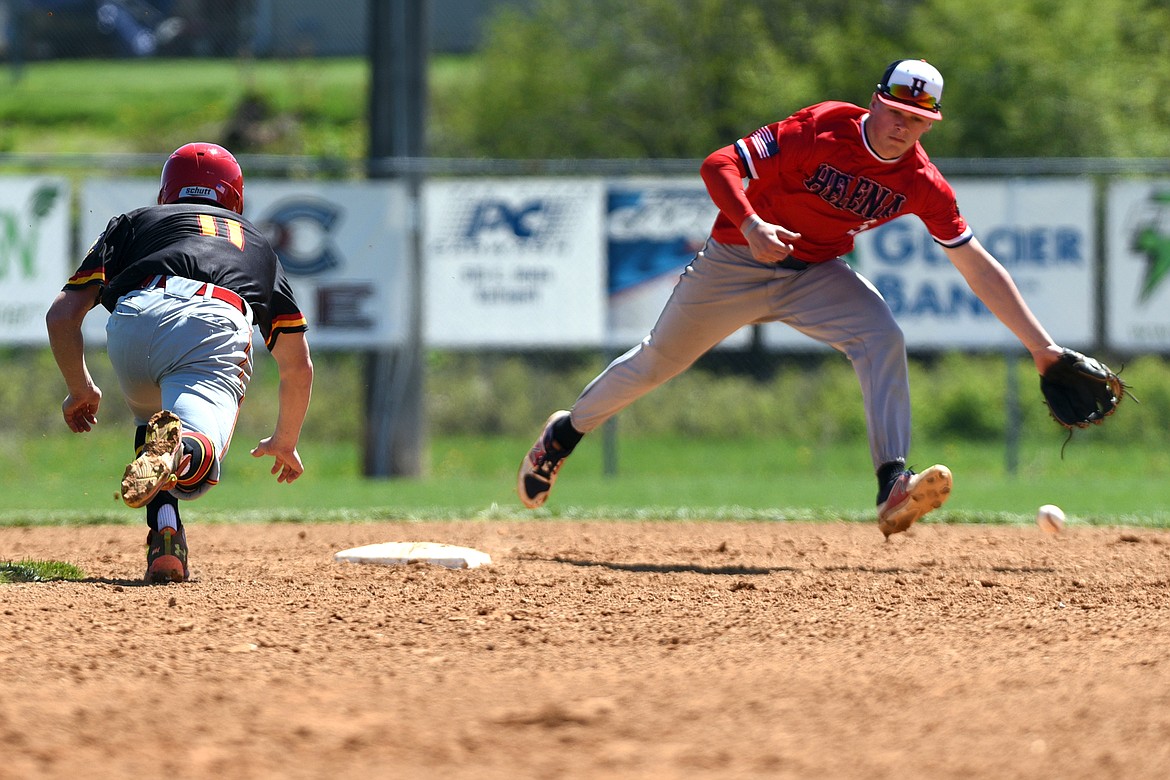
[158,142,244,214]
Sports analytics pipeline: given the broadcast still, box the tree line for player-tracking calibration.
[434,0,1170,160]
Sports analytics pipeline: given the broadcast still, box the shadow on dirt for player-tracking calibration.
[78,577,182,588]
[544,556,798,575]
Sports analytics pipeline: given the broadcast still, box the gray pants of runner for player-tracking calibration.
[106,277,255,499]
[570,239,910,470]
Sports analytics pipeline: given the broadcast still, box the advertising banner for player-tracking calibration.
[0,178,71,344]
[44,174,1105,355]
[605,179,751,349]
[761,178,1096,350]
[79,179,413,348]
[423,178,605,347]
[1105,179,1170,350]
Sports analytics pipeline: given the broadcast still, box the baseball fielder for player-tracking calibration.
[46,142,314,582]
[519,59,1072,537]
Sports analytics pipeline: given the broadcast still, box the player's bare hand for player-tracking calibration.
[251,437,305,484]
[61,387,102,433]
[741,215,802,264]
[1031,344,1066,375]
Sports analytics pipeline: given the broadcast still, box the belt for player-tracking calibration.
[139,275,248,316]
[776,256,811,271]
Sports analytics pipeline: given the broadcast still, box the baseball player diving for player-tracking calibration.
[519,59,1077,538]
[46,142,313,582]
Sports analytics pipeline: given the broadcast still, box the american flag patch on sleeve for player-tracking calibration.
[734,126,778,180]
[747,126,778,159]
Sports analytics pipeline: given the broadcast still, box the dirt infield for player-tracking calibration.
[2,519,1169,779]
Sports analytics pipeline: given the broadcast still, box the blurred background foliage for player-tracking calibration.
[440,0,1170,159]
[3,0,1168,160]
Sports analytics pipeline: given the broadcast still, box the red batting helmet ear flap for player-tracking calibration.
[158,142,245,214]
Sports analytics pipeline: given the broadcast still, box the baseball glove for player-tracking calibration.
[1039,349,1126,430]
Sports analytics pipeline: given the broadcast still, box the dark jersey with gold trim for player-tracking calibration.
[65,202,307,350]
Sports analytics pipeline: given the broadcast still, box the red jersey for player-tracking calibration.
[703,101,971,263]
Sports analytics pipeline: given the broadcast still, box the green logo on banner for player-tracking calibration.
[0,184,60,280]
[1134,190,1170,303]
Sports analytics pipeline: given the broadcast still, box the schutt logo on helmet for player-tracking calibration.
[178,185,217,200]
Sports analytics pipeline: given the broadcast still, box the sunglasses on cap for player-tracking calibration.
[877,82,941,112]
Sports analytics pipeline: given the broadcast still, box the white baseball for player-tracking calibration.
[1036,504,1065,533]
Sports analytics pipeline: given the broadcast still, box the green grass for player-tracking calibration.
[5,428,1167,529]
[0,54,488,160]
[0,559,85,583]
[0,57,369,157]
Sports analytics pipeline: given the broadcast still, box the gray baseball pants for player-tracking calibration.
[570,239,911,470]
[105,277,255,499]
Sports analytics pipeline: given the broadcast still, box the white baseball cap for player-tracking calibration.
[875,59,944,120]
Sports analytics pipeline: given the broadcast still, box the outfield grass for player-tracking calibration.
[0,57,368,157]
[5,428,1167,529]
[0,55,491,160]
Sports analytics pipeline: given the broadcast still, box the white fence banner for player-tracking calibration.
[21,173,1109,354]
[1106,179,1170,350]
[423,178,605,347]
[760,177,1095,350]
[0,178,70,344]
[605,179,751,349]
[79,179,413,348]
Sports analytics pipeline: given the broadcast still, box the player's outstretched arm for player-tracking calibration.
[944,238,1063,373]
[46,289,103,433]
[252,331,314,483]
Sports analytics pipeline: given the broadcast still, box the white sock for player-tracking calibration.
[156,503,179,531]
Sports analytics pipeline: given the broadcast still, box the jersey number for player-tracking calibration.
[198,215,246,250]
